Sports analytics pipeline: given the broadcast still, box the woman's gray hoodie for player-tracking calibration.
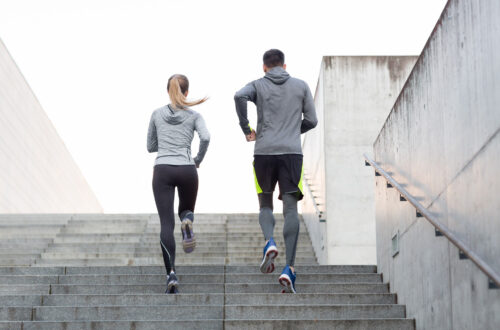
[147,105,210,166]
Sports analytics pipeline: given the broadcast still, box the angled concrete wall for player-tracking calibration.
[0,39,102,213]
[302,56,416,265]
[373,0,500,329]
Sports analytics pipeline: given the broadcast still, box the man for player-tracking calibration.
[234,49,317,293]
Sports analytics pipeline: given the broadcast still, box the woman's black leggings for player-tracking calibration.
[152,164,198,274]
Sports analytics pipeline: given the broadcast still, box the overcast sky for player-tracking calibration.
[0,0,447,213]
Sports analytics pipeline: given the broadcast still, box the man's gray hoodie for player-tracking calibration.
[234,66,317,155]
[147,105,210,166]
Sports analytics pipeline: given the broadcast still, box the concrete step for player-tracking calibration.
[225,293,397,305]
[0,285,49,294]
[0,258,37,266]
[34,259,131,266]
[0,232,59,239]
[225,265,377,274]
[35,258,317,266]
[0,295,42,307]
[224,304,406,319]
[224,283,389,294]
[0,213,413,328]
[0,275,58,284]
[0,238,53,245]
[0,304,406,322]
[0,320,224,329]
[50,284,224,294]
[223,319,415,330]
[0,273,379,285]
[31,305,223,321]
[0,249,44,254]
[41,293,225,306]
[38,252,315,260]
[63,265,225,275]
[0,267,65,275]
[0,308,32,321]
[49,242,229,248]
[0,293,397,307]
[0,224,63,229]
[0,253,40,259]
[225,273,382,283]
[56,274,224,285]
[0,265,374,275]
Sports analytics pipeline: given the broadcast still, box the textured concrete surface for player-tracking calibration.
[0,39,102,213]
[302,56,417,265]
[373,0,500,329]
[0,213,414,328]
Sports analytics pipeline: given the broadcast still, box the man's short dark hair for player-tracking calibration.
[263,49,285,68]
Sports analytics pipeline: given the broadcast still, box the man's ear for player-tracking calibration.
[283,64,287,70]
[263,64,268,73]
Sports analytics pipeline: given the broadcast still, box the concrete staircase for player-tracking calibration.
[0,214,415,329]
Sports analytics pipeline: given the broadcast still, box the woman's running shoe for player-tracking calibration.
[181,219,196,253]
[279,265,296,293]
[166,271,179,294]
[260,237,278,273]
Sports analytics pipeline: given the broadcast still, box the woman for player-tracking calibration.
[147,74,210,294]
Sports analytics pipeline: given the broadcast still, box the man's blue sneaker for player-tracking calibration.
[260,237,278,273]
[279,265,296,293]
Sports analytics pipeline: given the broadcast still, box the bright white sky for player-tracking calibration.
[0,0,447,213]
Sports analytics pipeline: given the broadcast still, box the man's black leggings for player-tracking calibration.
[152,164,198,274]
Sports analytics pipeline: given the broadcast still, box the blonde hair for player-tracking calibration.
[167,74,208,108]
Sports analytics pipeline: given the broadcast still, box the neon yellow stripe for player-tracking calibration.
[298,165,304,195]
[248,123,253,131]
[253,162,263,194]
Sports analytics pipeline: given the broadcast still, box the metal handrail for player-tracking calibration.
[364,153,500,289]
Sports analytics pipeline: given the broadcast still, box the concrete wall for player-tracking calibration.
[302,56,416,265]
[302,71,328,263]
[0,39,102,213]
[373,0,500,329]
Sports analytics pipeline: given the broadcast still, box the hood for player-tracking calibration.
[159,105,193,125]
[264,66,290,85]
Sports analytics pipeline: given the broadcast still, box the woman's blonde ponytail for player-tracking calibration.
[167,74,207,109]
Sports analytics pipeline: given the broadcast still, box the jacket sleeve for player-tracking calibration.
[147,113,158,152]
[193,114,211,166]
[234,82,257,135]
[301,83,318,134]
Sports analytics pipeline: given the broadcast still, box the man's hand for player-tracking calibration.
[246,130,256,142]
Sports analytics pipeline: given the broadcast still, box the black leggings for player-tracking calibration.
[152,164,198,274]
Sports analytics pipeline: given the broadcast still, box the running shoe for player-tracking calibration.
[279,265,296,293]
[181,218,196,253]
[166,271,179,294]
[260,237,278,274]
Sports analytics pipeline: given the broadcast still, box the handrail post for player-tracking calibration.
[364,153,500,289]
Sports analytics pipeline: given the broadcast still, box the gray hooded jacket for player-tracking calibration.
[147,105,210,166]
[234,66,318,155]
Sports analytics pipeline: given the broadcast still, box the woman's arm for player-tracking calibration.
[147,113,158,153]
[193,114,210,167]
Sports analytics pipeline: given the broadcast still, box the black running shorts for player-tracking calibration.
[253,154,304,200]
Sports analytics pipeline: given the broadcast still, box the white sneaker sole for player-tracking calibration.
[181,219,196,253]
[260,246,278,274]
[279,273,296,293]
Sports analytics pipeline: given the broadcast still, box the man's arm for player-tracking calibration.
[301,84,318,134]
[234,82,257,136]
[147,113,158,152]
